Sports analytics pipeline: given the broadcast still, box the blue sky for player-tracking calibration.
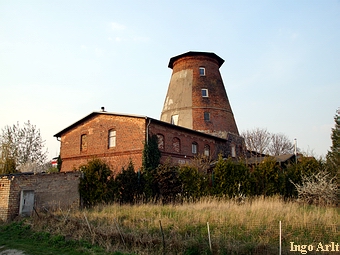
[1,0,339,159]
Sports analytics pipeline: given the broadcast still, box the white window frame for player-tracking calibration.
[192,142,198,154]
[108,130,116,148]
[201,89,209,97]
[171,114,179,125]
[199,67,205,76]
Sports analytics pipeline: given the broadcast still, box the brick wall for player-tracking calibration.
[166,53,240,137]
[59,114,146,173]
[0,172,80,222]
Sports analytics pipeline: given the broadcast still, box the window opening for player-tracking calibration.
[201,89,209,97]
[199,67,205,76]
[172,137,180,153]
[80,134,87,151]
[108,129,116,148]
[192,142,198,154]
[157,134,164,150]
[204,145,210,157]
[204,112,210,121]
[171,114,179,125]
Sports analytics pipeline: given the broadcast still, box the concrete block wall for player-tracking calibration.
[0,172,80,222]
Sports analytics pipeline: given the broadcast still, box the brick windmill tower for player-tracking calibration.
[160,51,240,139]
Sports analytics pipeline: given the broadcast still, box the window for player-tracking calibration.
[108,129,116,148]
[171,114,179,125]
[204,112,210,121]
[192,142,198,154]
[172,137,180,153]
[231,145,236,158]
[204,145,210,157]
[199,67,205,76]
[80,134,87,151]
[201,89,209,97]
[157,134,164,150]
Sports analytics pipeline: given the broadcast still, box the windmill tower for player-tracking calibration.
[160,51,239,139]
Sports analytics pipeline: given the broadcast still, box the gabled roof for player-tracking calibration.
[53,111,147,138]
[168,51,225,69]
[54,111,230,142]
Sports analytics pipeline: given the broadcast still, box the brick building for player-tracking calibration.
[54,51,245,173]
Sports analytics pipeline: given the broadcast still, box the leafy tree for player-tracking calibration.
[156,162,181,204]
[78,158,114,207]
[213,155,251,197]
[251,157,283,196]
[0,121,47,174]
[326,108,340,177]
[142,134,161,171]
[115,160,139,204]
[178,165,209,200]
[141,134,161,201]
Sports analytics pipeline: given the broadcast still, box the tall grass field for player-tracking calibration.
[27,197,339,255]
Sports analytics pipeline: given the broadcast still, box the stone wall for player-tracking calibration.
[0,172,80,222]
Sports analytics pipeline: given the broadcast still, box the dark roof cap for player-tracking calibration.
[168,51,224,69]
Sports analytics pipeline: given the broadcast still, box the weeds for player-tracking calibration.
[21,196,339,255]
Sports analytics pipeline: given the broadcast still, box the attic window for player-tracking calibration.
[108,129,116,148]
[199,67,205,76]
[80,134,87,151]
[201,89,208,97]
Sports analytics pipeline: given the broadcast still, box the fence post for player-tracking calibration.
[207,222,212,253]
[279,220,282,255]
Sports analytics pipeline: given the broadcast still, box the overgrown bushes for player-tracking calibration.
[78,155,337,207]
[77,133,337,207]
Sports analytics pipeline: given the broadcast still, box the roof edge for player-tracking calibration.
[168,51,225,69]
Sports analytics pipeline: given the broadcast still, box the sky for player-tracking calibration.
[0,0,339,160]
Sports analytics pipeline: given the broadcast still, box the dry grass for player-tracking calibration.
[28,197,339,255]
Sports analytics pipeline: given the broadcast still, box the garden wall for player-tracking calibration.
[0,172,80,222]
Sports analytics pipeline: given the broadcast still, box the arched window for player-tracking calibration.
[192,142,198,154]
[204,145,210,157]
[80,134,87,151]
[157,134,164,150]
[172,137,180,153]
[108,129,116,148]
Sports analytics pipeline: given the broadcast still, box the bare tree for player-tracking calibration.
[290,171,337,206]
[268,133,294,156]
[0,121,48,173]
[241,128,271,154]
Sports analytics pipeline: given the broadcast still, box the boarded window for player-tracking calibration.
[157,134,164,150]
[172,137,180,153]
[80,134,87,151]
